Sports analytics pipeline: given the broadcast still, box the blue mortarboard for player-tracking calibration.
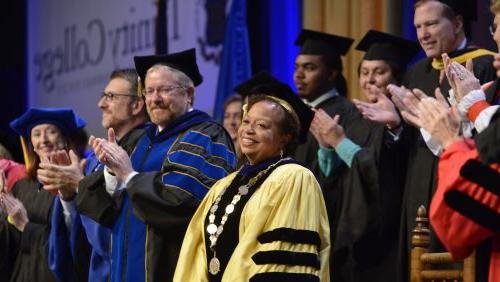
[10,108,86,141]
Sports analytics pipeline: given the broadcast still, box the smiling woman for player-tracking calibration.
[239,97,294,165]
[174,75,330,282]
[0,108,88,282]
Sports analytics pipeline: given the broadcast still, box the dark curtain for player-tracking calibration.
[0,0,26,162]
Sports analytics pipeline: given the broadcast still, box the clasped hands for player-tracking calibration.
[0,170,28,232]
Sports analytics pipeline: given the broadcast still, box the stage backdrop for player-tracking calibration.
[28,0,234,136]
[167,0,241,122]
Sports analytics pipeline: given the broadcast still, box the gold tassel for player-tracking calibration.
[137,77,143,97]
[19,136,30,167]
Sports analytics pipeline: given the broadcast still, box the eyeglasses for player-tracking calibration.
[142,85,186,97]
[490,23,497,36]
[100,92,135,101]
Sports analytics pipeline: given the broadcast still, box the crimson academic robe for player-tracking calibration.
[431,110,500,282]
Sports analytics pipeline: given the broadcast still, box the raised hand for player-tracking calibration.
[353,84,401,128]
[310,108,345,148]
[494,53,500,78]
[89,128,133,182]
[50,150,71,166]
[388,84,427,127]
[434,87,450,109]
[0,170,6,194]
[442,53,481,103]
[0,193,29,232]
[310,111,330,148]
[401,96,461,149]
[38,150,85,200]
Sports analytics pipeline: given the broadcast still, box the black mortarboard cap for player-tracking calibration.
[134,48,203,87]
[245,74,314,143]
[295,29,354,57]
[10,108,86,142]
[356,30,421,69]
[437,0,477,21]
[234,71,282,97]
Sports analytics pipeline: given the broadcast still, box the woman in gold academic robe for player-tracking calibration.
[174,79,330,282]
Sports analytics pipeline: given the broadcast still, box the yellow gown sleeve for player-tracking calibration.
[222,163,330,281]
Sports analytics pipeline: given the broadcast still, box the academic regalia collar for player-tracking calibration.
[145,109,212,142]
[238,156,296,178]
[431,40,495,70]
[302,88,338,108]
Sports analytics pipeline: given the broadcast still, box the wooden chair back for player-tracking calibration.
[410,205,475,282]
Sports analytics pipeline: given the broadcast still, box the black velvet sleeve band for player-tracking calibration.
[460,159,500,196]
[250,272,319,282]
[257,228,321,248]
[252,250,320,269]
[445,189,500,232]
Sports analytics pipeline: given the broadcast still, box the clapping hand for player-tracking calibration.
[37,150,86,200]
[494,53,500,78]
[400,92,461,149]
[442,53,481,104]
[310,108,345,148]
[388,84,427,127]
[353,84,401,128]
[0,170,6,195]
[89,128,133,182]
[0,178,29,232]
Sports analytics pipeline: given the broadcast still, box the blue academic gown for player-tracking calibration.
[75,110,236,282]
[48,155,110,282]
[49,126,146,282]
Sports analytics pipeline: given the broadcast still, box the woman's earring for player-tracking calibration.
[280,149,284,158]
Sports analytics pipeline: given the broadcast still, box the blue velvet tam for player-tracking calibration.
[10,108,86,141]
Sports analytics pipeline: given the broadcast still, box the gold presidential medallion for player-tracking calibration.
[209,256,220,275]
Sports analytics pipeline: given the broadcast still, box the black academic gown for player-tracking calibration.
[398,47,496,282]
[343,124,410,282]
[293,94,380,281]
[0,178,57,282]
[476,108,500,164]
